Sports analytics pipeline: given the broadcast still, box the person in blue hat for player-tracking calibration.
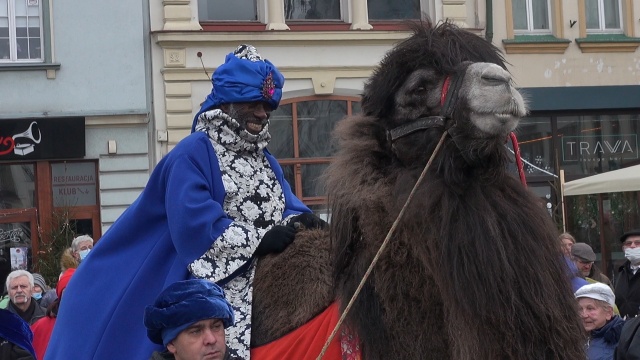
[144,280,235,360]
[46,44,325,360]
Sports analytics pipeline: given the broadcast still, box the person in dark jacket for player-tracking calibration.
[5,271,45,326]
[144,279,238,360]
[615,229,640,318]
[576,283,625,360]
[615,315,640,360]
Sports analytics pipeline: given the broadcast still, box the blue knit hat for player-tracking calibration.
[192,44,285,132]
[144,279,234,347]
[0,309,37,359]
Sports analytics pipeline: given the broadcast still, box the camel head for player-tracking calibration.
[361,20,526,167]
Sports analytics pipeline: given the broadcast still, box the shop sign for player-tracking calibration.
[51,162,97,207]
[0,117,85,160]
[562,134,638,163]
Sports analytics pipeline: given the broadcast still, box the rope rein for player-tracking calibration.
[316,131,449,360]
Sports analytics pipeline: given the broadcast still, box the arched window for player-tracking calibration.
[269,96,361,214]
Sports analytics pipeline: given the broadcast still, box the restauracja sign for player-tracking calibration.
[562,135,638,162]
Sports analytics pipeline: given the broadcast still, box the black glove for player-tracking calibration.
[288,213,328,230]
[255,225,296,257]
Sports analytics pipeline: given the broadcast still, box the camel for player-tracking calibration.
[251,20,586,360]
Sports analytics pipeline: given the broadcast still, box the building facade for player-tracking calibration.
[0,0,153,272]
[493,0,640,277]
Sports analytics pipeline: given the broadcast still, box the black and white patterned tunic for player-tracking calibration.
[188,109,293,359]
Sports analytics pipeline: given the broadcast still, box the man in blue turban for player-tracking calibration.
[46,44,326,360]
[144,280,235,360]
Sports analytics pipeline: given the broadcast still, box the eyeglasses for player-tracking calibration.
[623,240,640,247]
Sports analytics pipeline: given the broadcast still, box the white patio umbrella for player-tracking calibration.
[563,164,640,196]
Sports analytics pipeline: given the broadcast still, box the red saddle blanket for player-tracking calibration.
[251,301,360,360]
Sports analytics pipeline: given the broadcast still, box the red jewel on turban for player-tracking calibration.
[262,72,275,100]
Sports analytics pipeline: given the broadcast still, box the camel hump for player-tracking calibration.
[251,228,334,347]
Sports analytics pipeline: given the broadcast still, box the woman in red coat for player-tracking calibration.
[30,269,75,360]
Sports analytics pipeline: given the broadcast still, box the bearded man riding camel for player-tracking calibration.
[46,44,325,360]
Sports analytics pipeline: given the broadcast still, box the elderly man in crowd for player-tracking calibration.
[615,229,640,319]
[46,44,324,360]
[5,270,45,325]
[571,242,612,287]
[144,279,236,360]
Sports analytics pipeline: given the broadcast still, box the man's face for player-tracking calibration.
[573,257,593,277]
[623,235,640,250]
[222,101,272,135]
[9,275,32,306]
[167,318,226,360]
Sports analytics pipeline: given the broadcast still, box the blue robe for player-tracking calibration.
[45,132,309,360]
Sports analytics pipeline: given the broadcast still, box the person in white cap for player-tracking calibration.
[575,283,625,360]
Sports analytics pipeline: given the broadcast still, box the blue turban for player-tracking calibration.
[144,279,235,347]
[192,44,285,132]
[0,309,36,359]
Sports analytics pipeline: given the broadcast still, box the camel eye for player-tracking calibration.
[414,86,426,94]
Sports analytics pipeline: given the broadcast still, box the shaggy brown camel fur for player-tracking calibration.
[252,20,586,360]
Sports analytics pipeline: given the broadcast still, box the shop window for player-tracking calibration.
[269,96,360,208]
[285,0,340,20]
[557,114,640,176]
[514,117,555,176]
[0,160,101,273]
[0,163,36,271]
[198,0,258,21]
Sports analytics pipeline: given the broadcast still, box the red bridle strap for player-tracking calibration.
[440,76,451,107]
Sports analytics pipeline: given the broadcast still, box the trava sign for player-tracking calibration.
[562,134,638,163]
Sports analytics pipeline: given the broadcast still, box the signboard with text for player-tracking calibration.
[562,134,638,163]
[0,117,85,160]
[51,162,97,207]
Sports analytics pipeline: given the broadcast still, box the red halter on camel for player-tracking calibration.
[389,72,528,188]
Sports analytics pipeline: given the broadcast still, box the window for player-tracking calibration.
[512,0,551,34]
[285,0,340,20]
[0,0,43,62]
[198,0,257,21]
[269,96,360,207]
[585,0,622,33]
[368,0,421,20]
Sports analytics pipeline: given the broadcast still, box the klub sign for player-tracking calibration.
[562,135,638,162]
[0,117,85,160]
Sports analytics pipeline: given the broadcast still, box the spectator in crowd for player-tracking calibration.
[0,257,11,309]
[560,232,576,257]
[615,229,640,318]
[46,44,323,360]
[30,268,75,360]
[576,283,625,360]
[572,243,613,287]
[30,274,55,310]
[0,308,36,360]
[70,235,93,264]
[615,313,640,360]
[144,279,236,360]
[5,271,45,325]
